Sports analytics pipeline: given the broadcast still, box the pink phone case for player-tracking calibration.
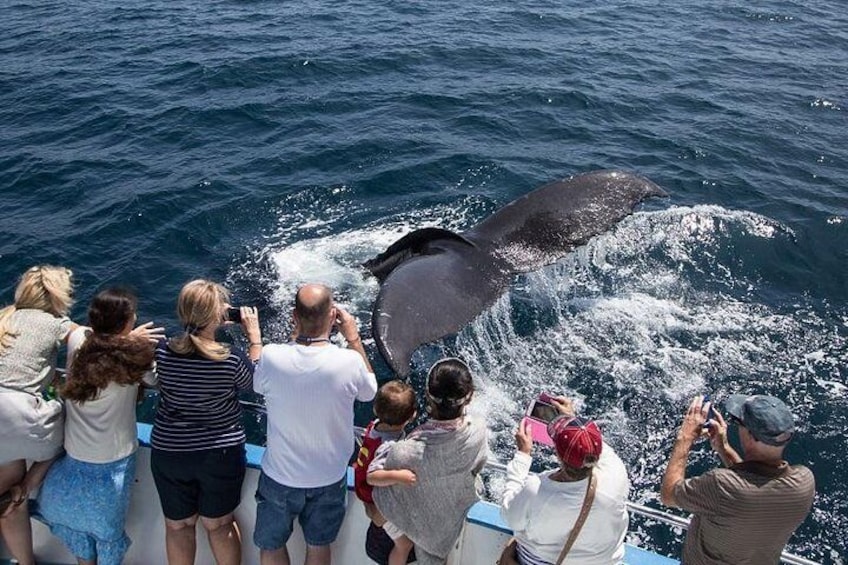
[522,414,554,447]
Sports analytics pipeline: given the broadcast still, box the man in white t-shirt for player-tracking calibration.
[253,284,378,565]
[500,397,630,565]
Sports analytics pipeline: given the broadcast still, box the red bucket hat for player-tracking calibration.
[547,416,603,469]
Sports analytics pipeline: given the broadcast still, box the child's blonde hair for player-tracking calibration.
[168,279,231,361]
[0,265,74,351]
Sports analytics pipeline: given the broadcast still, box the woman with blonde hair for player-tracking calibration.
[0,265,77,565]
[37,287,162,565]
[151,279,262,565]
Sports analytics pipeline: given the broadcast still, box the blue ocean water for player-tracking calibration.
[1,0,846,561]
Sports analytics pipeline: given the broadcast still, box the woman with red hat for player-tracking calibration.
[499,397,630,565]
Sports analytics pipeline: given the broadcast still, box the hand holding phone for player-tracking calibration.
[703,394,716,429]
[334,306,360,343]
[226,307,242,324]
[515,419,533,454]
[522,395,559,447]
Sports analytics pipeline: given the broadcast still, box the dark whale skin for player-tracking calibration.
[364,170,667,376]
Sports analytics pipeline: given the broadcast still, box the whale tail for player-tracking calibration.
[367,170,668,376]
[363,227,476,283]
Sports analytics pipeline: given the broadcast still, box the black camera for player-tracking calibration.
[226,307,243,323]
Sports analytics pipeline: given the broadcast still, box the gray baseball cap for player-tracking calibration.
[725,394,795,446]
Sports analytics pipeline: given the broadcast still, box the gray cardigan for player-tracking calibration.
[373,416,488,564]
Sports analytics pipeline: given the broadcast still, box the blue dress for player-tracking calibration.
[35,452,137,565]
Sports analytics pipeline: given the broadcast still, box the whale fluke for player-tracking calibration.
[365,170,667,376]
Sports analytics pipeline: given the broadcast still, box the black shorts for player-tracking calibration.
[150,444,246,520]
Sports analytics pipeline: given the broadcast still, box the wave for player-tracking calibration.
[244,200,846,560]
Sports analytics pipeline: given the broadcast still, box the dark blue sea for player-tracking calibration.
[1,0,846,561]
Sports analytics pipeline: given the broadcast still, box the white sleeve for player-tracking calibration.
[499,451,534,532]
[355,355,378,402]
[65,326,90,373]
[142,361,158,387]
[253,345,273,396]
[56,316,74,342]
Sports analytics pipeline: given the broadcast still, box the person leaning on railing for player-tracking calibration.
[0,265,78,565]
[372,358,488,565]
[36,287,164,565]
[251,283,377,565]
[149,279,261,565]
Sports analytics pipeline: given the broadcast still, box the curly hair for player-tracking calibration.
[61,288,154,403]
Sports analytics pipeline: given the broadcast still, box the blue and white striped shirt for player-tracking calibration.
[151,340,254,452]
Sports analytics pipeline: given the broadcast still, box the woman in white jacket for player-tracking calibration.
[499,397,630,565]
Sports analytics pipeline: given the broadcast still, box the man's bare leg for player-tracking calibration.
[305,544,330,565]
[260,546,290,565]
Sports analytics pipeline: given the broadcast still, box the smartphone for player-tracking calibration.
[529,398,559,423]
[703,394,716,429]
[226,307,242,324]
[522,396,558,446]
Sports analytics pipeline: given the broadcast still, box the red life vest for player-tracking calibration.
[354,420,383,503]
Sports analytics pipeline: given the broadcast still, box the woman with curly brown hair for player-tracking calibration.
[36,287,162,565]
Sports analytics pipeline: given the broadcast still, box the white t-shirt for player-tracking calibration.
[255,342,377,488]
[500,442,630,565]
[63,327,157,463]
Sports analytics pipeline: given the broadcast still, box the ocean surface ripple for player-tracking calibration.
[1,0,846,561]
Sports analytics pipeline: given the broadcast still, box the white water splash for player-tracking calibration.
[242,198,846,560]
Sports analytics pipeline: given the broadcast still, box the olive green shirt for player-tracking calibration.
[673,460,815,564]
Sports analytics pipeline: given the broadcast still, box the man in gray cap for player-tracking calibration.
[660,394,815,564]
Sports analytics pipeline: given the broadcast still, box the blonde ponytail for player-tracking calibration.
[169,333,230,361]
[167,279,230,361]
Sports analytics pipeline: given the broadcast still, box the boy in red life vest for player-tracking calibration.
[354,380,417,565]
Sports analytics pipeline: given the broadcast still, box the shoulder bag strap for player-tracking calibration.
[554,469,598,565]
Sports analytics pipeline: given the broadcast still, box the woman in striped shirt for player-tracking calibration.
[150,279,262,565]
